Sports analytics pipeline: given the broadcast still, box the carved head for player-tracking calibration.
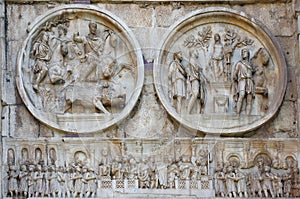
[241,48,250,60]
[173,51,182,61]
[88,21,97,34]
[57,24,68,37]
[214,33,221,42]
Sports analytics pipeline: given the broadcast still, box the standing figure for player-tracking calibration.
[85,168,97,198]
[168,51,187,113]
[7,166,18,197]
[18,165,28,198]
[186,49,206,114]
[235,169,248,198]
[167,164,178,188]
[42,165,49,197]
[214,166,226,197]
[210,33,224,81]
[34,165,44,197]
[57,166,67,198]
[65,166,74,198]
[249,171,263,197]
[72,166,83,197]
[283,172,292,197]
[273,173,283,197]
[232,48,255,115]
[48,166,59,197]
[98,148,110,178]
[27,165,35,198]
[30,31,53,91]
[225,166,237,197]
[261,166,275,198]
[138,158,150,189]
[111,156,122,180]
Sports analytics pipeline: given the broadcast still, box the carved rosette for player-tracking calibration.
[154,8,287,135]
[16,5,144,133]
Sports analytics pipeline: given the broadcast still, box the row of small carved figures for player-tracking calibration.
[5,161,209,198]
[214,165,300,198]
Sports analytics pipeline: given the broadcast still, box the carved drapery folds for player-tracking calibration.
[154,8,287,135]
[16,5,144,133]
[3,138,300,198]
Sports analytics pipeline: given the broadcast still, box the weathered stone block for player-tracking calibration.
[103,4,153,28]
[9,105,39,138]
[233,3,296,37]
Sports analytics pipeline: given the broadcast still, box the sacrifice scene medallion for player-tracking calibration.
[154,8,287,135]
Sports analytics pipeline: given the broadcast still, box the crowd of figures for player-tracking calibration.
[6,146,300,198]
[215,158,300,198]
[168,26,271,116]
[27,16,132,114]
[7,163,98,198]
[6,149,211,198]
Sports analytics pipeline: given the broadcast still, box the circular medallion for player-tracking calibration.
[154,7,287,135]
[17,5,144,133]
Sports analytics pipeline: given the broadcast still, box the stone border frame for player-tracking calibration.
[153,7,287,135]
[16,5,144,134]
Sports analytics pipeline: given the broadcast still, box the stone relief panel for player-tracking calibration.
[16,5,144,133]
[154,8,287,135]
[3,138,299,198]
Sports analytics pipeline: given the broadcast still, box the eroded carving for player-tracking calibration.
[4,138,300,198]
[154,8,286,134]
[17,5,143,133]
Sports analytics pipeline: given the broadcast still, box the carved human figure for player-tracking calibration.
[93,57,129,114]
[7,166,19,197]
[138,158,150,188]
[210,33,224,81]
[73,21,106,80]
[252,48,270,114]
[33,165,44,197]
[167,163,178,188]
[42,165,49,197]
[111,156,122,180]
[18,165,28,198]
[30,31,53,91]
[65,166,74,198]
[214,166,226,197]
[98,148,111,178]
[261,166,275,198]
[72,166,83,197]
[81,166,88,197]
[57,166,67,198]
[273,173,283,197]
[27,165,35,198]
[235,169,248,198]
[48,24,69,84]
[179,156,192,180]
[122,156,130,179]
[186,49,206,114]
[83,167,97,197]
[232,48,254,115]
[198,160,208,176]
[249,171,263,197]
[225,166,237,197]
[168,51,187,113]
[48,166,59,197]
[148,157,159,189]
[282,172,292,197]
[128,157,138,180]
